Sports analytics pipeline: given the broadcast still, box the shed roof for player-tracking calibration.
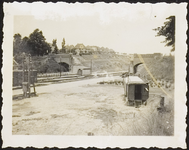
[127,76,146,84]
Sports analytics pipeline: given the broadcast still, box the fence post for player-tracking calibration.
[160,96,165,108]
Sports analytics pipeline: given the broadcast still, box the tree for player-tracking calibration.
[13,34,22,55]
[52,39,59,54]
[13,34,33,55]
[62,38,65,49]
[28,29,51,56]
[20,37,33,54]
[153,16,175,52]
[70,48,77,55]
[60,38,66,53]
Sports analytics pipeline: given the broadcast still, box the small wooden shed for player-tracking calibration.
[123,76,149,106]
[76,67,91,76]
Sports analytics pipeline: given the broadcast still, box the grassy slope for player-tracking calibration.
[27,53,130,73]
[74,54,130,72]
[24,53,174,80]
[137,55,175,81]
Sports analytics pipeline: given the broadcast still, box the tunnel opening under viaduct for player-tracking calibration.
[59,62,70,72]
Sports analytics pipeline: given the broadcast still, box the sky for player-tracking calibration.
[12,2,178,54]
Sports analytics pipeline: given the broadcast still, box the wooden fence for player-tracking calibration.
[13,70,37,87]
[37,72,73,78]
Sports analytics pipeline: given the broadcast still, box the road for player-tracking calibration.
[13,76,121,96]
[12,76,173,135]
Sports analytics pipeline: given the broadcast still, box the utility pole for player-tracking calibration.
[71,55,73,73]
[129,54,134,75]
[60,56,61,77]
[69,53,72,73]
[28,54,31,98]
[128,62,130,75]
[91,59,93,74]
[22,55,25,83]
[30,57,36,95]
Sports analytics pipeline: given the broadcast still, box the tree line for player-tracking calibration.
[13,29,67,56]
[13,28,115,57]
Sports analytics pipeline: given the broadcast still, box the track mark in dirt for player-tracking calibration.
[117,111,136,121]
[12,122,19,126]
[13,103,20,106]
[25,111,40,116]
[13,102,32,112]
[38,92,51,95]
[12,115,21,117]
[51,114,68,118]
[22,118,43,121]
[64,93,76,96]
[14,101,30,106]
[62,118,77,135]
[91,108,117,126]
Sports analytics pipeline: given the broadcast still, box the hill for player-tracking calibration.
[73,54,130,72]
[136,55,174,82]
[15,52,130,73]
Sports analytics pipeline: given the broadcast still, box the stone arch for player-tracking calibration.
[133,63,143,74]
[59,62,70,72]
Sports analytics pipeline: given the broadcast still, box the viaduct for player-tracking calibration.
[51,53,160,74]
[130,53,162,74]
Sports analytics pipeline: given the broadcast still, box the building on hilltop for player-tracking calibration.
[91,46,98,51]
[65,45,75,50]
[75,49,80,55]
[75,43,85,50]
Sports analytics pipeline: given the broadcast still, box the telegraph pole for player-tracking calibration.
[91,59,93,74]
[22,55,25,83]
[60,56,61,77]
[129,54,134,75]
[69,53,72,73]
[30,57,36,95]
[28,54,31,98]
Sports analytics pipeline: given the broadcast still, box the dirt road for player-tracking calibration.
[12,77,173,135]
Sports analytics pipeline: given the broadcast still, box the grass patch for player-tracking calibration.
[12,115,21,117]
[25,111,40,116]
[131,98,174,136]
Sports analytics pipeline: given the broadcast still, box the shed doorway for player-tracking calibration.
[135,85,142,99]
[77,69,82,76]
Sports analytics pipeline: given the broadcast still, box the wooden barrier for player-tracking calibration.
[13,70,37,87]
[37,72,71,78]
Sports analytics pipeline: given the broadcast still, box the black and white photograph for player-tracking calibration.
[2,2,187,148]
